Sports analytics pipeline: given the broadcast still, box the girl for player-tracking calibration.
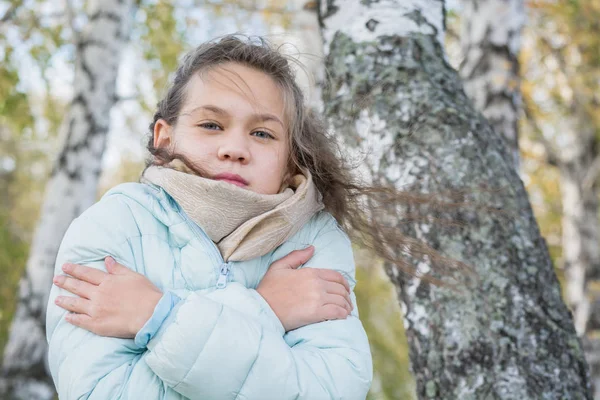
[46,35,374,399]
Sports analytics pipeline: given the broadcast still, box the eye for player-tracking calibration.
[198,122,222,130]
[251,130,275,140]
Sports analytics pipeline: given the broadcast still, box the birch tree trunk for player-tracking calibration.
[275,0,325,111]
[318,0,591,398]
[558,116,600,337]
[530,105,600,397]
[551,98,600,399]
[459,0,524,169]
[560,124,600,397]
[0,1,134,398]
[522,10,600,395]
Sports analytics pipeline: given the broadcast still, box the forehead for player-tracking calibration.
[181,63,286,121]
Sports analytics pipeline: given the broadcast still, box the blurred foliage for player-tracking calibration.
[0,213,28,361]
[521,0,600,303]
[0,0,68,357]
[136,0,186,114]
[354,249,416,400]
[98,151,146,197]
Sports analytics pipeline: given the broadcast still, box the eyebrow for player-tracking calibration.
[186,105,284,128]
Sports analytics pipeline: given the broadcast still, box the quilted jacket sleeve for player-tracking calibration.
[144,213,374,400]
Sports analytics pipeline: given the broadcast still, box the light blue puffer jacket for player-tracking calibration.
[45,181,373,400]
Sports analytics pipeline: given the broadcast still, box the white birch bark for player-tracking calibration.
[273,0,325,112]
[0,1,134,398]
[459,0,524,169]
[555,107,600,399]
[318,0,591,398]
[559,119,600,337]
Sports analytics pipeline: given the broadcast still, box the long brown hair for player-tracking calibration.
[145,34,494,290]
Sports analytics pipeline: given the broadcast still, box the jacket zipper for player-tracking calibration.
[176,207,232,290]
[216,263,230,289]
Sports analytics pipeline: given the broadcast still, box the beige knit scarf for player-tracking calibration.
[141,161,324,262]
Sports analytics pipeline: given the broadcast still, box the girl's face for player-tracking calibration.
[153,62,290,195]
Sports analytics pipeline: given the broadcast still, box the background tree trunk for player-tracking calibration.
[521,5,600,396]
[276,0,325,111]
[459,0,524,169]
[318,0,591,398]
[558,114,600,338]
[559,120,600,397]
[0,0,134,398]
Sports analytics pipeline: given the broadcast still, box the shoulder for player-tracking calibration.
[55,182,184,275]
[278,210,355,274]
[298,211,357,288]
[57,182,185,260]
[76,182,181,235]
[290,210,350,247]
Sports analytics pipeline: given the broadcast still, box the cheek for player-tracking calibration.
[173,133,214,162]
[253,147,288,193]
[261,146,288,175]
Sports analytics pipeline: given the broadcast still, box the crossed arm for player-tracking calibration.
[46,196,373,400]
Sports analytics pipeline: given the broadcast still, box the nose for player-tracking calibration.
[217,134,250,163]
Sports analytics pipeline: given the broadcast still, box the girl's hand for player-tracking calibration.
[53,257,163,339]
[256,246,354,332]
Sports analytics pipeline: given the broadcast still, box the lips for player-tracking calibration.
[212,173,248,187]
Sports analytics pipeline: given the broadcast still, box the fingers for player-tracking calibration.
[319,304,351,322]
[323,292,353,315]
[61,263,106,285]
[325,281,353,311]
[271,246,315,270]
[54,295,92,316]
[105,256,129,275]
[53,275,97,300]
[317,269,351,293]
[64,313,95,332]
